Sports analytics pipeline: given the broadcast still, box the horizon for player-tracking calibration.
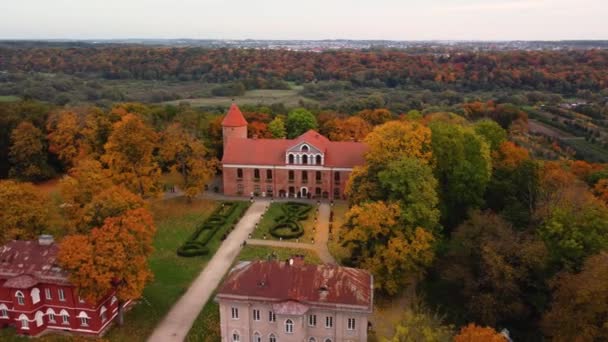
[1,0,606,41]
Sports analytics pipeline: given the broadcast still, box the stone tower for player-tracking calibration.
[221,103,248,150]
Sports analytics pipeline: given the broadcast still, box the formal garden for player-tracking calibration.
[251,201,317,242]
[177,201,250,257]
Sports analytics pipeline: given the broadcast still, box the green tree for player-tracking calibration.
[9,121,52,181]
[268,116,287,138]
[474,119,507,151]
[383,306,453,342]
[285,108,317,138]
[430,121,492,227]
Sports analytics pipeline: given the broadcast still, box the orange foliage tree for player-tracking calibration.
[46,110,83,168]
[454,323,506,342]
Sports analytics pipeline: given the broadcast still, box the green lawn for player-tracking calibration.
[0,95,20,102]
[163,89,316,108]
[186,245,322,341]
[327,201,350,264]
[251,202,317,243]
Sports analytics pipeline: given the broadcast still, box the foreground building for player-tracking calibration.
[216,257,373,342]
[0,235,121,336]
[221,104,367,199]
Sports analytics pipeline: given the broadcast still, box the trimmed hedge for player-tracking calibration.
[269,202,312,239]
[177,201,249,257]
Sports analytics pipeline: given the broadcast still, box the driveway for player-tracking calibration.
[147,200,268,342]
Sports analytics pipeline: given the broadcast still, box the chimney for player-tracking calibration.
[38,235,54,246]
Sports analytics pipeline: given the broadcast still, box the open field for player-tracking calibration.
[164,89,316,108]
[251,202,317,243]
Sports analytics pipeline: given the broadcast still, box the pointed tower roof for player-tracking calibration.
[222,103,248,127]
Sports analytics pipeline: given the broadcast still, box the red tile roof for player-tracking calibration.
[0,240,70,289]
[216,259,373,311]
[221,103,248,127]
[222,130,367,168]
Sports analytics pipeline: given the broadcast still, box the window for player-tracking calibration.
[237,168,243,179]
[35,311,43,327]
[325,339,332,342]
[268,311,276,322]
[0,304,8,318]
[325,316,333,328]
[347,318,356,330]
[333,188,340,199]
[308,314,317,327]
[269,334,277,342]
[31,288,40,304]
[334,172,341,183]
[288,154,295,164]
[78,312,89,326]
[285,319,294,334]
[316,155,322,165]
[19,314,29,330]
[266,185,273,195]
[231,307,239,319]
[100,306,107,322]
[302,155,308,164]
[266,169,273,180]
[316,171,322,182]
[232,332,240,342]
[58,289,65,301]
[301,145,309,152]
[254,169,260,179]
[48,310,56,323]
[45,288,52,300]
[237,183,244,194]
[253,309,260,321]
[288,170,294,181]
[15,291,25,305]
[60,310,69,325]
[315,187,321,196]
[253,332,261,342]
[309,338,317,342]
[302,171,308,183]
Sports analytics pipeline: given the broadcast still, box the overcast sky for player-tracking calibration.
[0,0,606,40]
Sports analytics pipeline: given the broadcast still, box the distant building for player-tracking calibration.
[215,257,373,342]
[221,104,367,199]
[0,235,124,337]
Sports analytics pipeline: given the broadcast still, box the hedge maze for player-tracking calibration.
[177,201,249,257]
[269,202,313,239]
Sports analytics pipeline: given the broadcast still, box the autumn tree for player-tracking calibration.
[77,185,145,233]
[81,107,118,159]
[101,113,161,198]
[46,110,82,168]
[384,306,454,342]
[9,121,52,181]
[363,120,433,166]
[268,116,287,138]
[454,324,506,342]
[160,123,218,200]
[324,116,372,142]
[441,211,548,326]
[58,207,155,324]
[429,121,492,227]
[357,108,393,126]
[285,108,317,138]
[342,201,435,295]
[541,252,608,341]
[473,119,507,151]
[0,180,55,244]
[593,178,608,204]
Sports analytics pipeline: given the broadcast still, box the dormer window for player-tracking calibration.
[301,145,309,152]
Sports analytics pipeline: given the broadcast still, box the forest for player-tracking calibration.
[1,45,608,341]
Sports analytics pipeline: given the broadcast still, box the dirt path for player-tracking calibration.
[247,203,336,264]
[147,200,268,342]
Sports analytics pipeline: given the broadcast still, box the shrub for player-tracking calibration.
[269,202,312,239]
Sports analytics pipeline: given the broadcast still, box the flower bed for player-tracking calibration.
[177,201,249,257]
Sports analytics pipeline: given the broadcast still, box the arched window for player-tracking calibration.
[46,308,56,323]
[15,291,25,305]
[31,288,40,304]
[302,155,308,164]
[35,311,44,327]
[253,332,261,342]
[60,309,70,325]
[0,304,8,318]
[315,155,322,165]
[77,311,90,326]
[232,331,240,342]
[18,314,29,330]
[325,339,332,342]
[285,319,294,334]
[288,154,294,164]
[269,334,277,342]
[301,145,309,152]
[309,338,317,342]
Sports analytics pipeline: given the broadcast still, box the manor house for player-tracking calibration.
[221,104,367,199]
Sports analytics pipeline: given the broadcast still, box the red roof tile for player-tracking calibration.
[222,130,367,168]
[0,240,70,289]
[222,103,248,127]
[217,259,373,311]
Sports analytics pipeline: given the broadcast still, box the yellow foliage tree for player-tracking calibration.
[363,120,433,167]
[9,121,52,181]
[101,113,161,198]
[159,123,218,200]
[46,110,82,168]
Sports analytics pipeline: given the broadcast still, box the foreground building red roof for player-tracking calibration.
[220,104,368,199]
[216,257,373,342]
[0,236,122,337]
